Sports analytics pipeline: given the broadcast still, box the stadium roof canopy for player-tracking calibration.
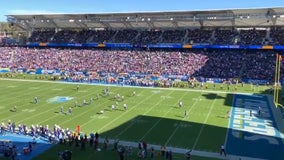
[6,7,284,31]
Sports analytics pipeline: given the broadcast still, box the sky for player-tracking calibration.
[0,0,284,21]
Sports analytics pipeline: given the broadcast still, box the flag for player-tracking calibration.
[77,125,80,134]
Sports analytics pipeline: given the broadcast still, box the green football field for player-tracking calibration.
[0,78,272,159]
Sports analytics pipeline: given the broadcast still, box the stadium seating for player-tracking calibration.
[26,28,280,45]
[2,25,284,85]
[0,47,281,83]
[237,29,266,45]
[270,27,284,45]
[213,29,238,45]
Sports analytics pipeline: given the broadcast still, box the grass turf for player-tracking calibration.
[0,78,272,159]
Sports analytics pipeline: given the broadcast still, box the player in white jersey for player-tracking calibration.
[12,106,17,112]
[179,100,183,108]
[68,107,72,114]
[184,110,188,117]
[60,106,64,113]
[258,106,262,116]
[220,145,226,157]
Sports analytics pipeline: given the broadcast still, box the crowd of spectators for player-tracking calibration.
[28,30,55,43]
[185,29,213,44]
[192,50,245,78]
[26,28,283,45]
[213,29,239,45]
[0,119,177,160]
[160,30,186,43]
[0,120,99,159]
[0,47,281,82]
[88,30,117,43]
[0,47,209,76]
[72,30,96,43]
[270,28,284,45]
[237,29,266,45]
[1,120,62,143]
[112,29,139,43]
[241,50,275,80]
[135,30,163,45]
[51,30,78,43]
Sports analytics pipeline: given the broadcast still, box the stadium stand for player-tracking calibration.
[237,29,267,45]
[1,7,284,160]
[270,27,284,45]
[0,47,281,83]
[1,8,284,86]
[24,28,277,45]
[213,29,238,45]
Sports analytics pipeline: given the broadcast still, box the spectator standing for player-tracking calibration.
[220,144,226,157]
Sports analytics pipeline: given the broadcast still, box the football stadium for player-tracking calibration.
[1,6,284,160]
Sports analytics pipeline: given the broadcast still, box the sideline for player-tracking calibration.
[0,78,257,95]
[98,137,266,160]
[267,95,284,143]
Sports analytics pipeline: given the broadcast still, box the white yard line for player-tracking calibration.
[77,89,148,129]
[164,92,204,145]
[96,90,159,132]
[192,95,217,149]
[15,83,103,124]
[0,82,49,115]
[19,90,94,124]
[224,95,235,148]
[115,90,176,138]
[0,78,269,160]
[139,111,168,141]
[164,124,179,145]
[0,83,65,121]
[141,91,203,141]
[47,87,121,126]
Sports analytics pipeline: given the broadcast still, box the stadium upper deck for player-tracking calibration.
[6,7,284,30]
[4,7,284,47]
